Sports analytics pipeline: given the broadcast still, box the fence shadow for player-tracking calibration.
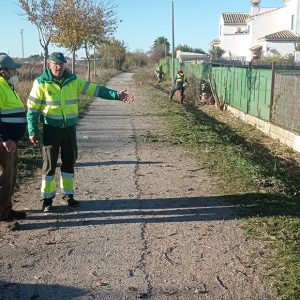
[75,160,162,167]
[21,192,296,231]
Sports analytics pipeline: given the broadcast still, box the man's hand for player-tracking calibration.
[2,140,17,152]
[29,136,39,144]
[119,89,134,103]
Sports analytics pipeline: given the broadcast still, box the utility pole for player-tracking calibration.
[93,47,96,77]
[165,43,167,60]
[20,29,24,58]
[171,0,175,85]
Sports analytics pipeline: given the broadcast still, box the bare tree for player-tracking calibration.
[96,38,126,70]
[52,0,117,75]
[150,37,170,63]
[153,37,170,52]
[52,0,90,73]
[150,44,166,64]
[82,0,117,80]
[18,0,59,69]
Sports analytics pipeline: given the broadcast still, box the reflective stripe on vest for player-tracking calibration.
[81,82,90,95]
[94,86,100,97]
[42,114,78,120]
[0,106,26,123]
[29,95,45,105]
[1,117,27,123]
[45,99,77,106]
[0,108,25,114]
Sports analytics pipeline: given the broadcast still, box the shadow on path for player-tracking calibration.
[0,280,86,300]
[75,160,162,167]
[21,193,295,231]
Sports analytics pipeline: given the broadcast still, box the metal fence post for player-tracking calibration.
[269,62,276,122]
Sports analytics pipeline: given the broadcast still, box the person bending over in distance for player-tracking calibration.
[170,68,189,104]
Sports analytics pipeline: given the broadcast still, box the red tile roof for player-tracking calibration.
[263,30,298,41]
[222,13,250,24]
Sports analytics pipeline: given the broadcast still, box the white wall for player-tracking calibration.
[251,0,299,45]
[219,16,249,43]
[219,15,249,58]
[221,34,250,58]
[262,41,296,56]
[283,0,300,33]
[250,9,285,45]
[219,0,300,61]
[291,0,300,33]
[222,25,248,35]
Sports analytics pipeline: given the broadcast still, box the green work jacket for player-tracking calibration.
[27,67,120,136]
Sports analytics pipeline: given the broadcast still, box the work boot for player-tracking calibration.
[62,194,80,207]
[0,210,26,222]
[42,198,54,212]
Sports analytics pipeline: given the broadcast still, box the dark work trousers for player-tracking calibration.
[0,143,17,214]
[170,82,185,102]
[42,124,78,179]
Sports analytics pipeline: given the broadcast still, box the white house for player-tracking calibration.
[216,0,300,61]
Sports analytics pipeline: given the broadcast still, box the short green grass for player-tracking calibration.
[134,68,300,300]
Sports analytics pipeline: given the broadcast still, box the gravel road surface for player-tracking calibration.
[0,73,273,300]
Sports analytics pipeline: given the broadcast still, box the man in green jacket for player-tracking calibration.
[27,52,134,212]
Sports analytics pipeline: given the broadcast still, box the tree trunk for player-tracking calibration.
[43,46,48,71]
[72,50,76,73]
[93,48,96,77]
[84,46,91,81]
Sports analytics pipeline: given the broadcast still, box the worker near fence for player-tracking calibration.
[0,54,27,221]
[170,68,189,104]
[155,65,165,83]
[27,52,134,212]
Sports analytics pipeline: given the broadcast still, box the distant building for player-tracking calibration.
[215,0,300,61]
[176,51,209,63]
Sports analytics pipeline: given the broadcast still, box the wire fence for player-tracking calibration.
[272,72,300,133]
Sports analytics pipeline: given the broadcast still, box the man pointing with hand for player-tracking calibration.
[27,52,134,212]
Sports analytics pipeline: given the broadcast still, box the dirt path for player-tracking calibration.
[0,73,273,299]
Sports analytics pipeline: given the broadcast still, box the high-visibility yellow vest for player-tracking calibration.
[27,67,119,136]
[0,77,26,122]
[0,77,26,141]
[175,72,187,83]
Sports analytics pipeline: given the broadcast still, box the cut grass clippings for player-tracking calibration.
[135,75,300,300]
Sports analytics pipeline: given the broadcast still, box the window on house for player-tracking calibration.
[291,15,295,30]
[248,25,250,34]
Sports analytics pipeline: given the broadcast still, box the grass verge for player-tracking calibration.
[133,69,300,300]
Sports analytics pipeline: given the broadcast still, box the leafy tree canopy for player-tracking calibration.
[209,46,225,60]
[153,36,170,48]
[175,44,206,54]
